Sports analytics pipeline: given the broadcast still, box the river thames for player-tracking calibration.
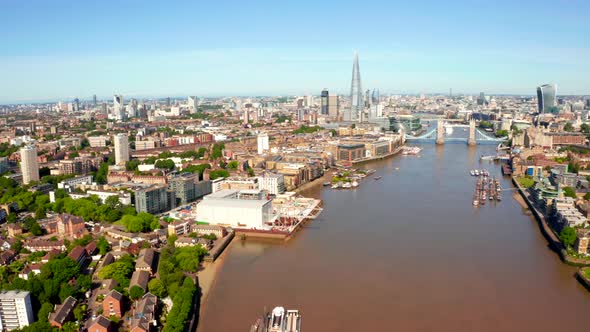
[198,143,590,332]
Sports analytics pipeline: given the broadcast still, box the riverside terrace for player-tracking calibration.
[164,190,322,239]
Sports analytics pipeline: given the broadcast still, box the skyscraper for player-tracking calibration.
[113,133,129,166]
[113,95,124,120]
[20,145,39,185]
[537,83,557,113]
[257,132,269,154]
[349,51,363,122]
[320,89,329,115]
[477,92,486,106]
[93,94,97,108]
[188,96,198,114]
[328,94,340,119]
[371,89,380,105]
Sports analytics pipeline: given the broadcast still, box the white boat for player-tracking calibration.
[470,170,475,176]
[444,125,454,135]
[351,181,359,188]
[474,170,480,176]
[342,182,352,189]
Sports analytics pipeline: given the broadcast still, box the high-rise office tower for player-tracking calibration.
[371,89,380,105]
[93,94,97,108]
[188,96,198,114]
[477,92,486,106]
[113,95,124,120]
[166,97,171,107]
[537,83,557,113]
[365,89,371,107]
[71,98,79,112]
[113,133,129,166]
[257,132,269,154]
[243,109,250,125]
[0,291,34,330]
[20,145,39,185]
[320,89,329,115]
[328,94,340,119]
[350,51,363,122]
[306,95,313,108]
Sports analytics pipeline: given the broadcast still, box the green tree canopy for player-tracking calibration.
[129,285,144,300]
[563,186,577,198]
[560,226,577,248]
[148,278,167,298]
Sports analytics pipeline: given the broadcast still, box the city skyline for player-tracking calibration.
[1,0,589,103]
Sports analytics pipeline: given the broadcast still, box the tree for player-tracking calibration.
[227,161,239,170]
[581,123,590,134]
[560,226,577,248]
[98,255,134,287]
[247,167,255,177]
[38,302,54,322]
[125,159,141,171]
[563,186,577,198]
[35,206,47,220]
[104,195,121,210]
[155,159,175,171]
[73,304,86,322]
[495,129,509,137]
[95,162,110,184]
[129,285,144,300]
[564,122,574,132]
[211,143,224,159]
[209,169,230,180]
[97,236,110,255]
[567,162,580,174]
[148,278,167,298]
[30,222,43,236]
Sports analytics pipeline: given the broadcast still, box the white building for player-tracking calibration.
[58,175,94,190]
[0,291,34,331]
[188,96,198,113]
[10,136,34,146]
[70,190,132,205]
[87,135,109,148]
[20,145,39,185]
[210,178,224,193]
[113,133,129,166]
[196,189,275,229]
[257,173,285,196]
[257,132,269,154]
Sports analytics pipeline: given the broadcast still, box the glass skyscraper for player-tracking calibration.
[320,89,329,115]
[537,84,557,113]
[350,51,363,122]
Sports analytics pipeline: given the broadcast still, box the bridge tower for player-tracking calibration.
[468,118,476,145]
[436,119,444,145]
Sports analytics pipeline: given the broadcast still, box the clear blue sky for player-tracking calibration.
[1,0,589,103]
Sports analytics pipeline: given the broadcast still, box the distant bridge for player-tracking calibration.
[405,119,508,145]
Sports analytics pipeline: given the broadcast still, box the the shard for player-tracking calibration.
[350,51,363,122]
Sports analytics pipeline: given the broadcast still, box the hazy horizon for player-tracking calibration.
[1,0,589,103]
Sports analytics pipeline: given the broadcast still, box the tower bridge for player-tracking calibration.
[405,119,508,145]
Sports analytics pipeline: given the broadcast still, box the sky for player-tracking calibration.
[0,0,589,103]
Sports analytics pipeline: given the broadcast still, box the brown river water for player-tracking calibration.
[197,144,590,332]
